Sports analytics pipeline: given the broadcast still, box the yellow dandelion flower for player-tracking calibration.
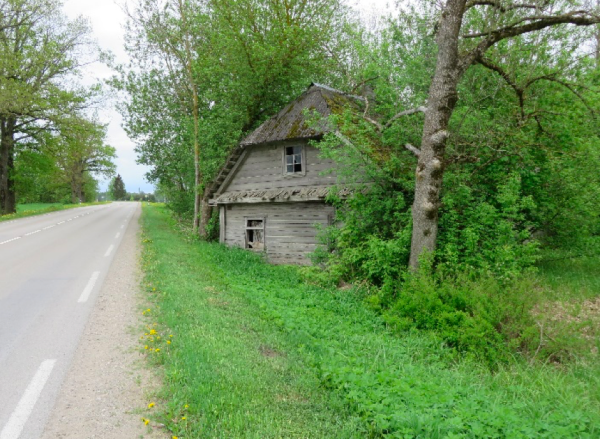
[148,402,155,408]
[184,404,189,409]
[155,348,160,353]
[142,418,149,425]
[149,329,157,335]
[169,334,174,338]
[144,345,149,350]
[181,416,186,420]
[167,340,171,345]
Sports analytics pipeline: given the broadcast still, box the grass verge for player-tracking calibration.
[140,204,600,438]
[0,202,109,222]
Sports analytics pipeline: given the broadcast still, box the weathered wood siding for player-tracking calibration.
[222,202,334,265]
[221,141,337,193]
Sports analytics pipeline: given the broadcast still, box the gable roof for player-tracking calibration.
[240,83,364,146]
[207,83,364,203]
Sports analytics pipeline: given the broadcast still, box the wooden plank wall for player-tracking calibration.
[222,141,338,193]
[223,202,334,265]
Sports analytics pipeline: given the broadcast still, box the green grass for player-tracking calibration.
[537,256,600,302]
[0,202,108,222]
[140,204,600,438]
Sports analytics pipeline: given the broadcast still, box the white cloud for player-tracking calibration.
[62,0,153,194]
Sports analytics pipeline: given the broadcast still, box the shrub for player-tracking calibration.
[379,266,542,366]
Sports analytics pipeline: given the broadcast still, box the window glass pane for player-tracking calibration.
[286,146,294,156]
[294,153,302,164]
[287,164,294,173]
[294,163,302,172]
[293,146,302,155]
[286,155,293,164]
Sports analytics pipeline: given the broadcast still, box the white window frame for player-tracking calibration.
[282,144,306,176]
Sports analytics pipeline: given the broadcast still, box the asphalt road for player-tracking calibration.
[0,202,139,439]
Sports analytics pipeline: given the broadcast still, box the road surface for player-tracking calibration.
[0,202,138,439]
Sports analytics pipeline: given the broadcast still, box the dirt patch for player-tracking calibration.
[259,344,284,358]
[535,297,600,356]
[40,206,168,439]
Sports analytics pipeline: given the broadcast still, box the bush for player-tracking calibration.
[377,264,542,366]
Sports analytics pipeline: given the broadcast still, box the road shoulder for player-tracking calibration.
[40,204,167,439]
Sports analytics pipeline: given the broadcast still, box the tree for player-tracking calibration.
[110,174,126,200]
[404,0,600,268]
[0,0,96,214]
[49,117,116,203]
[119,0,347,235]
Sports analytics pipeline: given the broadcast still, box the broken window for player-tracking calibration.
[245,218,265,250]
[285,145,303,173]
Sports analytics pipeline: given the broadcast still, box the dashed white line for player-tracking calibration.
[24,230,41,236]
[57,221,65,225]
[120,225,124,229]
[104,244,114,257]
[115,232,120,239]
[0,237,21,245]
[42,225,55,230]
[0,359,57,439]
[78,271,101,303]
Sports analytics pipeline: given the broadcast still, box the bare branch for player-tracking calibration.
[363,95,383,131]
[351,76,379,94]
[476,56,525,120]
[459,11,600,74]
[465,0,539,13]
[405,144,421,156]
[384,106,427,129]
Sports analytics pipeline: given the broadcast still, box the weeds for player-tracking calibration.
[140,204,600,438]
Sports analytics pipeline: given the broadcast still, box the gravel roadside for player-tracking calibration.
[40,205,168,439]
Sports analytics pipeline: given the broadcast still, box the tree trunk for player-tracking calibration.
[0,116,17,215]
[408,0,466,269]
[71,177,79,204]
[198,193,213,240]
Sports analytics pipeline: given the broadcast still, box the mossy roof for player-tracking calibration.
[240,83,364,147]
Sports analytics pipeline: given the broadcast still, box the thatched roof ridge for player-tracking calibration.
[240,83,364,147]
[210,186,354,205]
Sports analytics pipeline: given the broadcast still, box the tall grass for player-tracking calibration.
[140,204,600,438]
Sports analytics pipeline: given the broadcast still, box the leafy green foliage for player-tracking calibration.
[117,0,350,223]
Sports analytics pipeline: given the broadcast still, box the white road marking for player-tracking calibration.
[24,230,41,236]
[0,237,21,245]
[57,221,65,225]
[42,225,55,230]
[115,232,120,239]
[120,225,124,229]
[104,245,114,257]
[78,271,100,303]
[0,359,57,439]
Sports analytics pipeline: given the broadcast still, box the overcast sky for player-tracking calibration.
[61,0,393,195]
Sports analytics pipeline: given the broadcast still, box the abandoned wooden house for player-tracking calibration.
[208,83,363,265]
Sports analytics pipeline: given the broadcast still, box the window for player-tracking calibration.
[245,218,265,250]
[284,145,303,174]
